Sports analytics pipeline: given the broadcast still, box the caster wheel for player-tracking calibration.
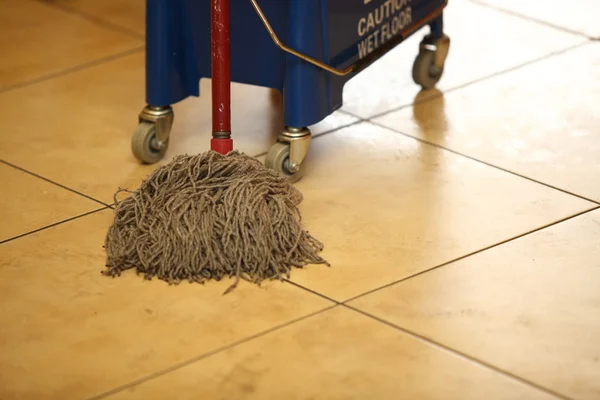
[265,142,303,183]
[412,49,444,89]
[131,121,169,164]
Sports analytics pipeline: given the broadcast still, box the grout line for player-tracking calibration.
[367,119,600,206]
[465,0,593,40]
[84,207,592,400]
[323,44,597,208]
[33,0,145,40]
[0,46,145,96]
[0,206,111,245]
[343,303,572,400]
[86,304,339,400]
[252,118,364,158]
[1,160,112,207]
[337,109,363,119]
[367,41,590,121]
[284,279,341,304]
[343,206,600,304]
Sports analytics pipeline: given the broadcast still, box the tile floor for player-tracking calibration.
[0,0,599,399]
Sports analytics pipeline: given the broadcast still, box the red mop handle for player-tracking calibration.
[210,0,233,154]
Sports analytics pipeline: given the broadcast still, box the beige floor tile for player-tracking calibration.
[373,43,600,202]
[0,52,358,204]
[477,0,600,38]
[0,0,142,91]
[50,0,145,35]
[0,210,332,400]
[349,208,600,399]
[341,0,585,119]
[269,122,595,301]
[103,307,554,400]
[0,162,103,242]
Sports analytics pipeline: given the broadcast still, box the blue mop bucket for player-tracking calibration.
[132,0,450,180]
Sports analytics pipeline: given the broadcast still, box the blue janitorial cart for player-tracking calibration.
[132,0,450,181]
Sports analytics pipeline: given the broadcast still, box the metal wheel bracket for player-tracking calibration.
[420,34,450,69]
[278,127,312,172]
[139,105,174,143]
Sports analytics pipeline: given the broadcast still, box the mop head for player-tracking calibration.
[102,150,328,293]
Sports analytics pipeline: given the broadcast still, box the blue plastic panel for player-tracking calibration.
[146,0,447,127]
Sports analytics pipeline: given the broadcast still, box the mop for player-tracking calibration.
[102,0,328,294]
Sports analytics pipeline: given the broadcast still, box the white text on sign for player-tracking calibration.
[357,0,413,59]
